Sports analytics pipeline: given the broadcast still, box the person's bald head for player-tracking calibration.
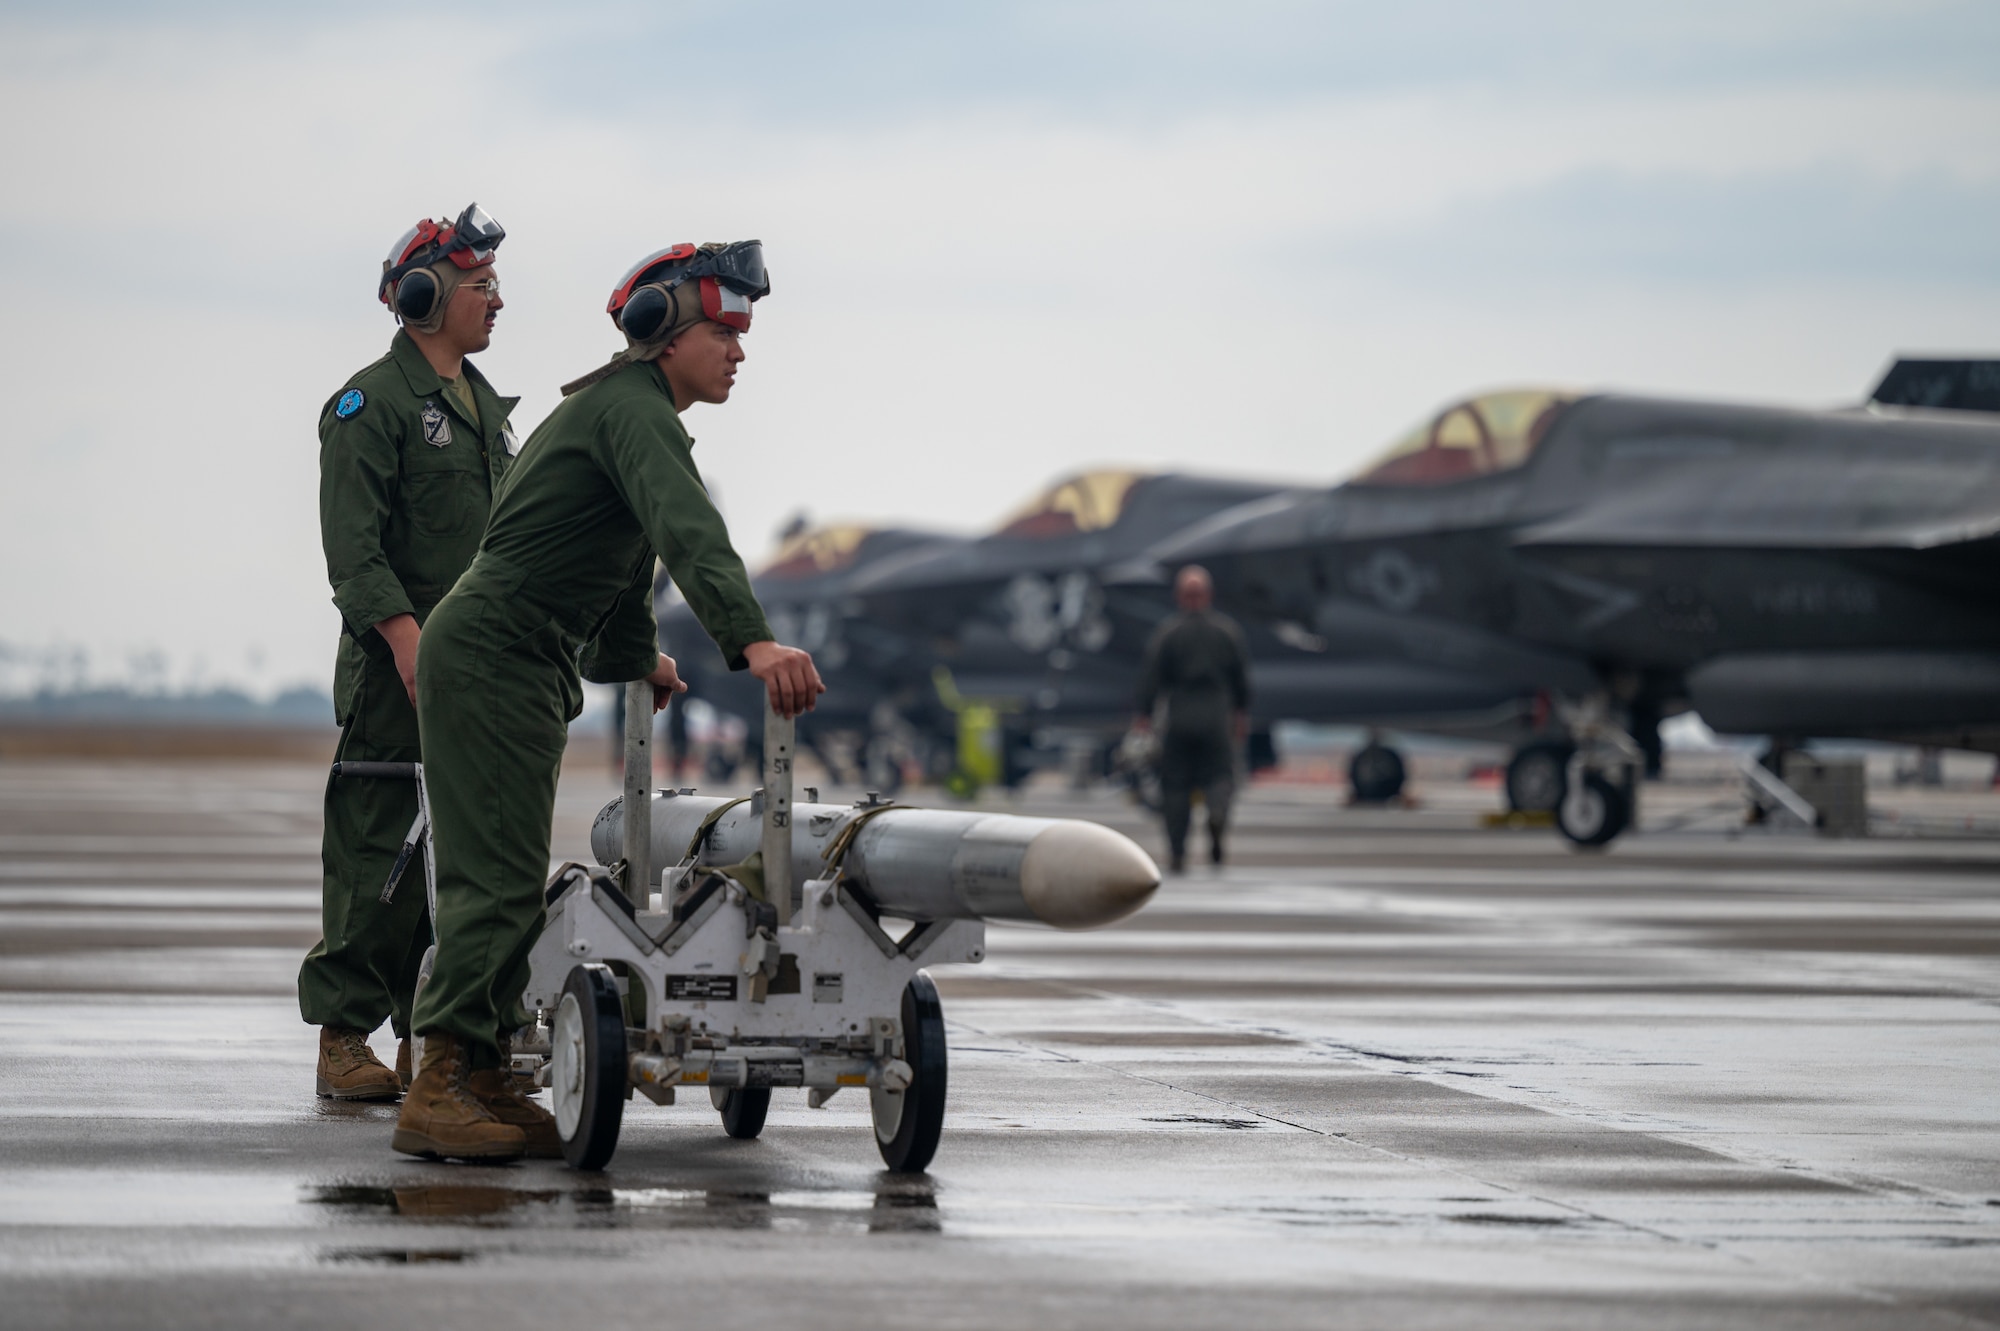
[1174,565,1213,612]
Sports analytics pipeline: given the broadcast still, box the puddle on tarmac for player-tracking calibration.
[322,1247,475,1264]
[1140,1115,1265,1130]
[300,1179,1603,1243]
[1016,1030,1299,1048]
[304,1175,940,1235]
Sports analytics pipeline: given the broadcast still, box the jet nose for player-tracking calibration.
[1018,820,1162,929]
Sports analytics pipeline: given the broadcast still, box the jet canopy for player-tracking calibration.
[759,524,876,578]
[1351,389,1577,487]
[995,470,1149,538]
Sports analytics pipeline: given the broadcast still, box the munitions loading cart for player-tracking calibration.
[338,686,1156,1172]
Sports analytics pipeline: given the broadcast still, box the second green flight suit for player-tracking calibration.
[412,357,771,1068]
[302,330,519,1040]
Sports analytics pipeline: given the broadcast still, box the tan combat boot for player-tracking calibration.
[395,1037,412,1090]
[391,1034,527,1162]
[468,1067,563,1159]
[316,1027,403,1101]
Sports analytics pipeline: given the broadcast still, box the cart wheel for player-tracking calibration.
[873,972,947,1173]
[551,963,626,1171]
[406,944,438,1073]
[713,1086,771,1139]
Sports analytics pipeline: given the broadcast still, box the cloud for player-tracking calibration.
[25,2,2000,120]
[1326,164,2000,293]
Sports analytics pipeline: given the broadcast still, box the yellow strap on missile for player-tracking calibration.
[818,802,902,877]
[680,796,751,865]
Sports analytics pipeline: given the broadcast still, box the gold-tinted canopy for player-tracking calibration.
[995,470,1150,538]
[1352,389,1578,487]
[759,524,875,578]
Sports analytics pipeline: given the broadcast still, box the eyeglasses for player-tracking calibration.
[458,277,501,300]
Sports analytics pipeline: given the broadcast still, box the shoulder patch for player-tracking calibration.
[334,389,366,420]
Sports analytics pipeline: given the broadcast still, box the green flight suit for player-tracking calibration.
[413,358,771,1067]
[301,330,520,1039]
[1137,608,1250,865]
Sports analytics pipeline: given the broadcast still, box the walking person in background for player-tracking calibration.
[1135,565,1250,874]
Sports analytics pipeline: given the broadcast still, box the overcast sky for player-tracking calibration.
[2,1,1997,695]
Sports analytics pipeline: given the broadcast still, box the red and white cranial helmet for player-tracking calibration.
[378,203,506,309]
[607,241,768,347]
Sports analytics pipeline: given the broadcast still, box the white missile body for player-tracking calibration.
[590,793,1159,930]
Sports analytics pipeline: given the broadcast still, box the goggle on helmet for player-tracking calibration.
[607,240,768,341]
[378,202,506,309]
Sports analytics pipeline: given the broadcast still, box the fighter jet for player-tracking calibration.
[1152,362,2000,845]
[842,470,1296,788]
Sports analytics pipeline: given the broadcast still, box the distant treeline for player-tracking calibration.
[0,685,334,727]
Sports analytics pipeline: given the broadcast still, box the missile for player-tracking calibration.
[591,793,1159,930]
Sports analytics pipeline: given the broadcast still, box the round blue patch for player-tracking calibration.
[335,388,366,420]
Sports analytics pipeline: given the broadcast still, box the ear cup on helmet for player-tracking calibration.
[394,268,442,323]
[619,283,675,342]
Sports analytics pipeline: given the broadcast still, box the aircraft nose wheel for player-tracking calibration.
[1558,770,1631,849]
[873,972,948,1173]
[552,963,627,1171]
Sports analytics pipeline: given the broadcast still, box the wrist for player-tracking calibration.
[374,613,419,653]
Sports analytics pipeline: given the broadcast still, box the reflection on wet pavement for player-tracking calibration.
[323,1247,475,1265]
[302,1175,941,1236]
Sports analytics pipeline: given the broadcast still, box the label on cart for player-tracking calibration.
[813,973,844,1003]
[667,974,738,1001]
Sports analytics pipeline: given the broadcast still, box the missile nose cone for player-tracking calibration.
[1018,820,1161,929]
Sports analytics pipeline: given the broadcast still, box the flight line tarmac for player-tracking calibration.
[0,757,1995,1329]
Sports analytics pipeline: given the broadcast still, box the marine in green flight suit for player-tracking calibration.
[395,239,822,1162]
[302,205,516,1101]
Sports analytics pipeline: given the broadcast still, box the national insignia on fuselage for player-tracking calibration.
[334,388,366,420]
[421,402,453,448]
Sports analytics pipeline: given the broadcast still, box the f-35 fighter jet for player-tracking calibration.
[844,470,1294,790]
[662,472,1295,795]
[1153,364,2000,845]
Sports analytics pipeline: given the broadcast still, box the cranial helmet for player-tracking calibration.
[607,240,768,352]
[378,203,505,333]
[560,240,770,397]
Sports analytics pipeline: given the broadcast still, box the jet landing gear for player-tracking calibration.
[1348,735,1407,804]
[1553,700,1643,850]
[1505,740,1575,815]
[1558,767,1635,848]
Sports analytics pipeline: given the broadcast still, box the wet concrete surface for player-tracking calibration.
[0,759,1996,1329]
